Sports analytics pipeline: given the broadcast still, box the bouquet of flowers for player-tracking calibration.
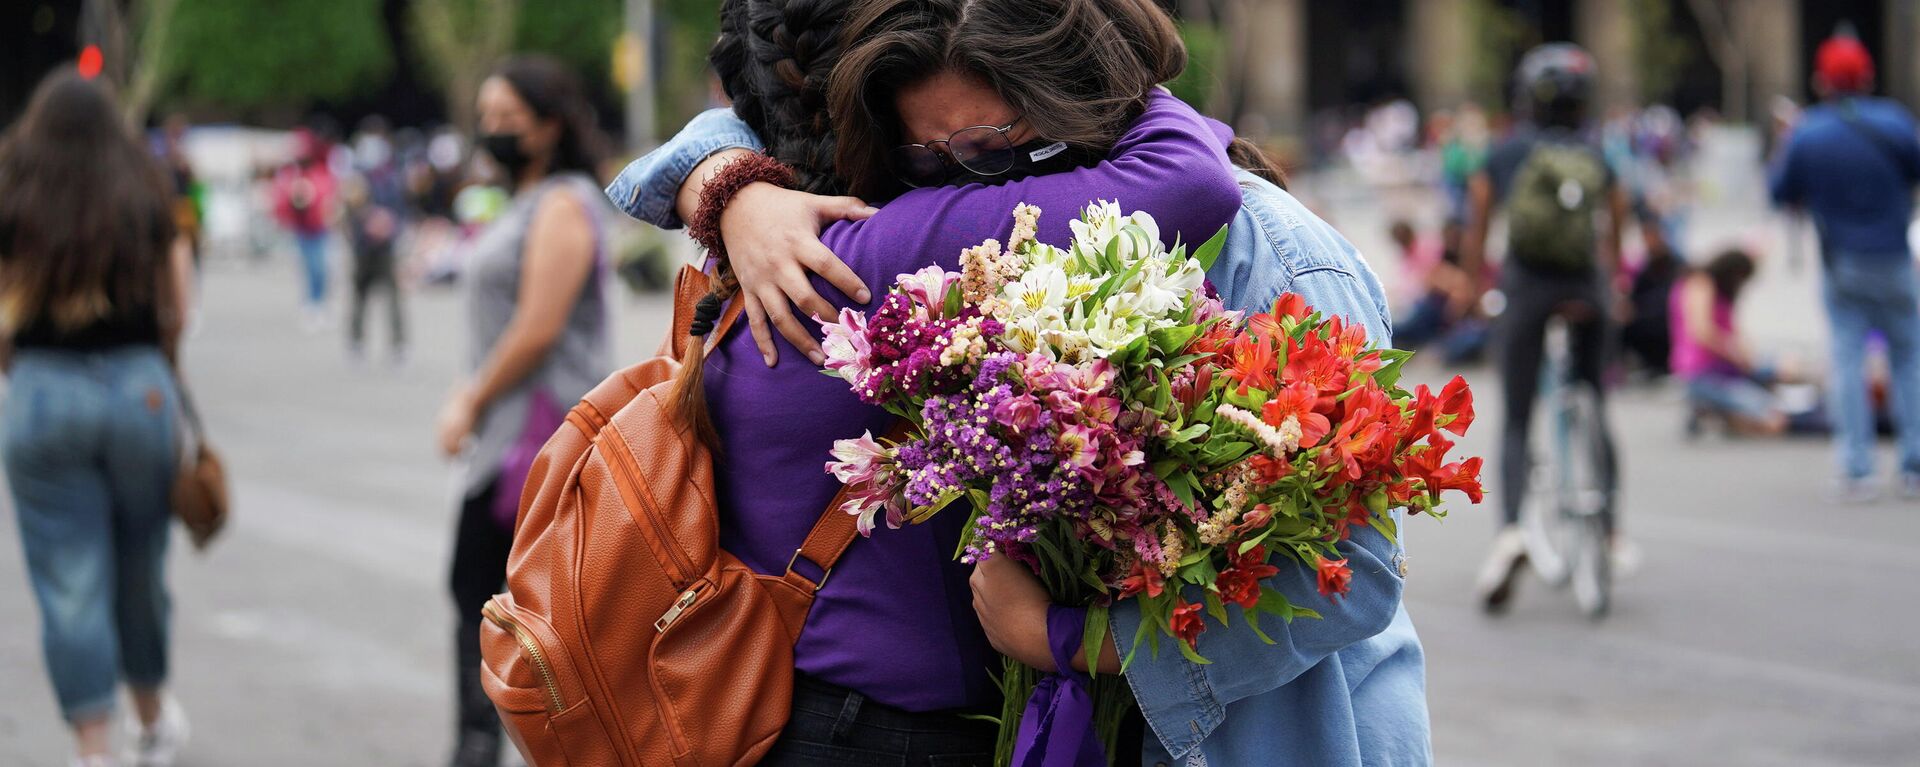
[820,202,1483,765]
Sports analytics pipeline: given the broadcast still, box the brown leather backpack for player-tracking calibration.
[480,265,862,766]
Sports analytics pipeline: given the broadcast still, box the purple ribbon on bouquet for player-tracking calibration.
[1010,605,1106,767]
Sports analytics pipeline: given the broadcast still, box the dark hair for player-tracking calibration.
[829,0,1188,201]
[1702,247,1756,300]
[711,0,851,195]
[490,55,608,182]
[0,71,177,340]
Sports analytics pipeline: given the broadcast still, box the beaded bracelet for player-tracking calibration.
[688,152,795,262]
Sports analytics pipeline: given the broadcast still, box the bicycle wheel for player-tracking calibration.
[1561,382,1612,619]
[1521,364,1575,588]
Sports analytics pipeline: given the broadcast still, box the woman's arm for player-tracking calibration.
[604,113,876,366]
[437,189,596,456]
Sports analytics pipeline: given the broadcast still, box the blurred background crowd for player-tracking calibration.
[3,1,1919,766]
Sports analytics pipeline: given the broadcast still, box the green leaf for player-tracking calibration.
[1174,635,1213,665]
[943,281,965,317]
[1171,423,1210,442]
[1203,592,1229,625]
[1236,529,1273,555]
[1088,252,1150,307]
[1167,471,1199,509]
[1367,513,1400,546]
[1192,224,1230,272]
[904,487,965,525]
[1081,605,1111,678]
[1149,325,1200,353]
[1246,611,1278,645]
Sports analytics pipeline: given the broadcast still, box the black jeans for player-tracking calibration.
[450,480,512,742]
[1497,265,1619,535]
[760,674,997,766]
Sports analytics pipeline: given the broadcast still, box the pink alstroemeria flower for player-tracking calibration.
[819,307,873,381]
[825,431,903,535]
[992,394,1044,433]
[896,265,959,317]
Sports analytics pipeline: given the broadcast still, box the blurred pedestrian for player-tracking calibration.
[0,70,195,767]
[344,116,408,366]
[433,55,611,767]
[1770,34,1920,501]
[1673,248,1785,436]
[1463,44,1627,611]
[1620,202,1683,378]
[272,128,337,330]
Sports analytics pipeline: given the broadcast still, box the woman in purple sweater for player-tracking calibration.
[612,0,1240,762]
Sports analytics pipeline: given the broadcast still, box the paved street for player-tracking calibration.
[2,178,1918,766]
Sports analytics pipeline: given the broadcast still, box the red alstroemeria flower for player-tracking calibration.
[1284,336,1350,394]
[1427,456,1486,504]
[1247,311,1283,343]
[1436,375,1476,436]
[1223,332,1278,394]
[1261,381,1332,447]
[1315,556,1353,598]
[1217,546,1281,610]
[1332,318,1371,359]
[1170,598,1207,645]
[1321,411,1389,482]
[1272,293,1312,322]
[1118,561,1165,600]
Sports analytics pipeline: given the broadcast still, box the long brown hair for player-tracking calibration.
[0,71,177,342]
[828,0,1187,201]
[490,55,609,183]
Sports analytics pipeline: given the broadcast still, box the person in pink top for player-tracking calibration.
[272,129,337,327]
[1672,248,1786,435]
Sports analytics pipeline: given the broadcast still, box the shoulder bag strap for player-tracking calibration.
[1837,100,1920,181]
[666,264,745,357]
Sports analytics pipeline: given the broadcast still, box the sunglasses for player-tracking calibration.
[889,119,1022,188]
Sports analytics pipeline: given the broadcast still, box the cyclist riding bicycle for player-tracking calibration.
[1462,43,1627,612]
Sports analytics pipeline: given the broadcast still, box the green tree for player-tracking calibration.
[1465,0,1532,113]
[514,0,621,78]
[654,0,723,141]
[162,0,392,117]
[411,0,522,135]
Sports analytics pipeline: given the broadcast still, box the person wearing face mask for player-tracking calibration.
[432,55,612,767]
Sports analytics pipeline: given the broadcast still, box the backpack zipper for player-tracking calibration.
[482,600,565,713]
[653,584,705,632]
[598,432,696,584]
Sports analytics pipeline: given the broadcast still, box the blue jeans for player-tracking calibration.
[1822,253,1920,479]
[3,347,179,721]
[295,231,329,306]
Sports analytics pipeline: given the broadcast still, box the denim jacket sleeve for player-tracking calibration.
[1112,174,1405,761]
[604,108,765,229]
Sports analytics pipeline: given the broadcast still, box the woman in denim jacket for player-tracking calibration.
[608,1,1426,763]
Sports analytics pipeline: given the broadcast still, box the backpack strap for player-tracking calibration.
[782,485,863,593]
[782,420,915,593]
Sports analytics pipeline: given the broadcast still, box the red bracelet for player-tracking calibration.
[688,152,795,262]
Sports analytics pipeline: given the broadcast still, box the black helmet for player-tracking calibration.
[1514,43,1596,126]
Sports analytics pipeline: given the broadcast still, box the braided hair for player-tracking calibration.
[671,0,852,451]
[710,0,849,195]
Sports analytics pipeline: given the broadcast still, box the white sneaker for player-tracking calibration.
[1902,473,1920,501]
[1476,526,1528,613]
[71,756,116,767]
[123,697,189,767]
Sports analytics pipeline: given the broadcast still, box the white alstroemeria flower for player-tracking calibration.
[1064,273,1105,304]
[1003,263,1069,316]
[1123,210,1161,248]
[1084,310,1144,356]
[1068,200,1126,260]
[1135,257,1206,316]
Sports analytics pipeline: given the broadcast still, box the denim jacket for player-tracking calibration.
[608,110,1430,767]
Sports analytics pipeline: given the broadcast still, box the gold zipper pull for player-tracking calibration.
[654,586,701,632]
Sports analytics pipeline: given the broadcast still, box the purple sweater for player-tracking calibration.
[706,92,1241,712]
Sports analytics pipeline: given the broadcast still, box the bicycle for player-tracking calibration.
[1518,306,1613,619]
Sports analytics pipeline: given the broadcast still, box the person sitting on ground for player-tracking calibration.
[1671,247,1786,436]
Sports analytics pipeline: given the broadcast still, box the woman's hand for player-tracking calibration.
[719,182,878,367]
[437,386,479,458]
[969,556,1058,671]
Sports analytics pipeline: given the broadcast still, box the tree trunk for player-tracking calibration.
[1686,0,1747,120]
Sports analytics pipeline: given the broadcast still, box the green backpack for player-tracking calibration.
[1504,143,1608,272]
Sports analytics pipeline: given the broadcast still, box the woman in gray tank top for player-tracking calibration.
[432,55,612,767]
